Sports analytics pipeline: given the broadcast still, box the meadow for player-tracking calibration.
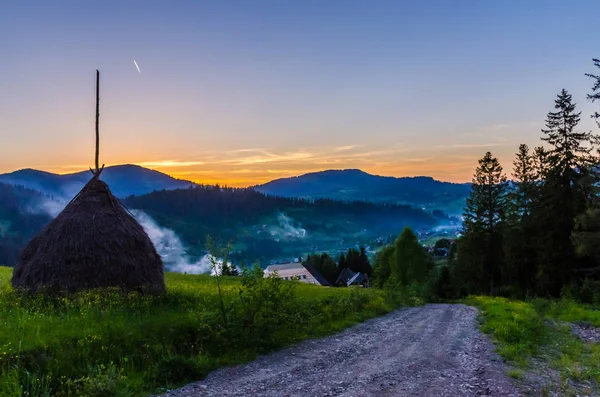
[0,266,405,397]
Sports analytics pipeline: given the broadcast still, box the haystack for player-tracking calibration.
[11,70,166,293]
[11,175,165,293]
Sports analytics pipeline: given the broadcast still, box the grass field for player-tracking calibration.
[468,296,600,395]
[0,266,403,397]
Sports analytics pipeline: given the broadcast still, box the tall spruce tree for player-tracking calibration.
[541,89,591,177]
[338,253,347,271]
[459,152,507,295]
[358,246,373,276]
[535,90,594,295]
[503,144,537,296]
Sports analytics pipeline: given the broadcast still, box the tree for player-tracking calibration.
[586,58,600,128]
[358,246,373,276]
[338,253,348,271]
[503,144,537,297]
[345,248,361,273]
[434,238,452,250]
[533,90,597,295]
[460,152,507,295]
[318,253,340,285]
[509,144,536,218]
[541,89,591,178]
[304,253,340,285]
[372,245,394,287]
[392,227,430,285]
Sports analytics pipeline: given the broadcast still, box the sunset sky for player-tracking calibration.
[2,0,599,186]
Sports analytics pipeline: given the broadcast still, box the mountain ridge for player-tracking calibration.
[0,164,195,199]
[254,169,471,215]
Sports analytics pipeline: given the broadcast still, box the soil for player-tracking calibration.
[161,304,524,396]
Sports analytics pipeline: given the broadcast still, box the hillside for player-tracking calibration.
[0,164,194,199]
[0,183,52,266]
[254,169,471,216]
[124,185,450,265]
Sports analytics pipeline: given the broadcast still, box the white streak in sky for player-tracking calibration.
[133,60,141,74]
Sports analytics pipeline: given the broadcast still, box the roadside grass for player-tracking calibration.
[465,296,546,367]
[467,295,600,394]
[0,266,406,397]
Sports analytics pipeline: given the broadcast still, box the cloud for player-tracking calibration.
[138,160,205,167]
[435,142,513,150]
[333,145,360,152]
[222,150,315,165]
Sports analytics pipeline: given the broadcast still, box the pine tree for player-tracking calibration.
[460,152,507,295]
[338,253,348,271]
[503,144,537,297]
[535,90,594,295]
[586,58,600,128]
[345,248,361,273]
[509,144,536,218]
[358,246,373,276]
[541,89,591,178]
[319,253,340,285]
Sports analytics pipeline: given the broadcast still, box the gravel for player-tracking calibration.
[569,322,600,344]
[159,304,523,397]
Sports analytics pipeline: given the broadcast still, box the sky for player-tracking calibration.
[1,0,600,186]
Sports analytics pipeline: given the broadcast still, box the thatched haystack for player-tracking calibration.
[11,175,166,293]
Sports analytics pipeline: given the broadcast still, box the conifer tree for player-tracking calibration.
[338,253,347,271]
[503,144,537,296]
[358,246,373,276]
[459,152,507,295]
[535,90,594,295]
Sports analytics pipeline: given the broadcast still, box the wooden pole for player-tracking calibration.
[95,70,100,175]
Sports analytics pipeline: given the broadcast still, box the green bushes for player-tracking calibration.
[0,266,396,396]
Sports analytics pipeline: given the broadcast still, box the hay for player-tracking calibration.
[11,176,166,293]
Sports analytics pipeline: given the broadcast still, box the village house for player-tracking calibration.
[263,263,330,286]
[335,268,370,287]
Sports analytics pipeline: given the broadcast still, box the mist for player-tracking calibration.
[268,213,306,239]
[131,210,231,275]
[24,193,229,275]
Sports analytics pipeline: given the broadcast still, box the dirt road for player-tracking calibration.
[162,304,522,397]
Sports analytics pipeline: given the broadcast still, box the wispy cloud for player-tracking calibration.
[435,142,513,150]
[137,160,205,167]
[333,145,360,152]
[222,150,315,165]
[482,121,542,132]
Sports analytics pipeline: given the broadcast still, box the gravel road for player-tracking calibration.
[161,304,522,397]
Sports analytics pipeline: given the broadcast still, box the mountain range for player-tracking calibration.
[0,165,465,267]
[0,166,470,214]
[0,165,194,199]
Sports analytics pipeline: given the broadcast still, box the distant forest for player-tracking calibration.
[124,186,450,264]
[0,183,51,266]
[0,179,449,268]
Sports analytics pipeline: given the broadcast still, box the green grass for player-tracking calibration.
[468,295,600,393]
[0,267,402,397]
[466,296,546,367]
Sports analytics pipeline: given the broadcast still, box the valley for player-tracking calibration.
[0,165,462,270]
